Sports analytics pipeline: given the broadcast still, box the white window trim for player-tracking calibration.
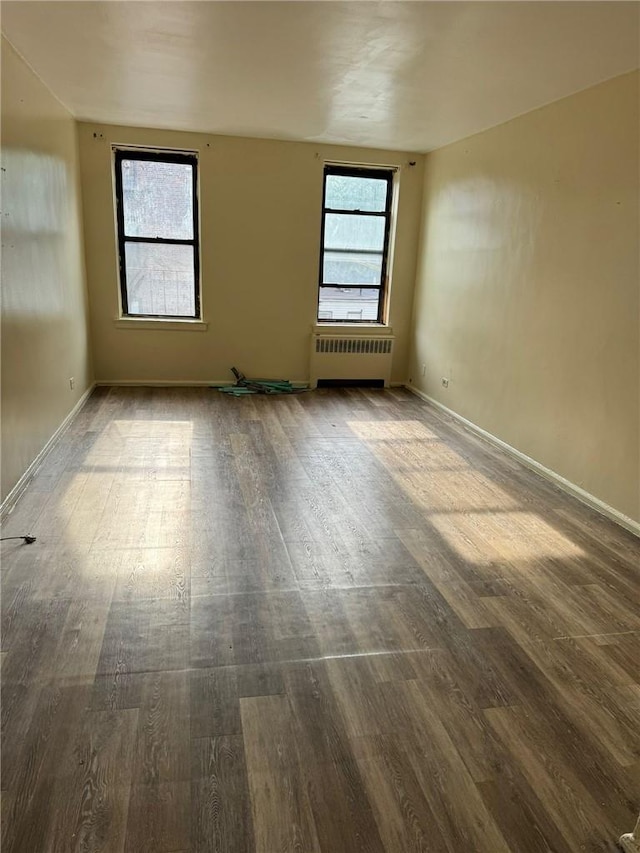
[114,318,208,332]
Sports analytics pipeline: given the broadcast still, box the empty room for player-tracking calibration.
[1,2,639,851]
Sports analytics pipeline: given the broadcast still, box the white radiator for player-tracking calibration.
[310,334,395,388]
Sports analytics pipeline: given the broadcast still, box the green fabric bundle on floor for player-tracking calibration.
[217,367,307,395]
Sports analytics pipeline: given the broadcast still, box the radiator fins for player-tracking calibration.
[315,338,393,355]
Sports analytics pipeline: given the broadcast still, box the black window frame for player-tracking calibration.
[114,148,201,320]
[318,164,394,325]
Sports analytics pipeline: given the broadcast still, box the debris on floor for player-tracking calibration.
[217,367,307,395]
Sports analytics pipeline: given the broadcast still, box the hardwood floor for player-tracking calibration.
[1,386,638,852]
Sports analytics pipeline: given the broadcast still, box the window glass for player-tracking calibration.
[318,287,381,322]
[124,243,195,316]
[325,174,388,212]
[122,159,193,239]
[324,214,385,251]
[322,251,383,286]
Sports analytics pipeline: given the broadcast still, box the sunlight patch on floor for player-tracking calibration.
[431,510,585,562]
[347,420,442,442]
[348,420,519,512]
[84,419,194,462]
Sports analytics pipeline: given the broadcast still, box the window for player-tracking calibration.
[114,149,200,319]
[318,165,394,324]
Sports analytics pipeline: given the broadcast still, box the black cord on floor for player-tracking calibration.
[0,535,36,544]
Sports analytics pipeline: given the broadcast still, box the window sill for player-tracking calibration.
[114,318,208,332]
[313,323,393,335]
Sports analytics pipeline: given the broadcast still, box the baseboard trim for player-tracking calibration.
[405,384,640,539]
[1,382,96,518]
[95,379,309,388]
[96,379,227,387]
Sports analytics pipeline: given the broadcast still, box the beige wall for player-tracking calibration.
[1,38,92,503]
[77,123,424,385]
[409,72,640,523]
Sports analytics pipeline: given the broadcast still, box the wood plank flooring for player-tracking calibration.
[1,386,638,852]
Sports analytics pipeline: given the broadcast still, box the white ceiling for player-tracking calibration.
[2,1,638,153]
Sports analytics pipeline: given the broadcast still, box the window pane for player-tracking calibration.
[325,174,388,212]
[323,250,382,285]
[324,213,385,251]
[122,159,193,239]
[318,287,380,321]
[125,243,195,316]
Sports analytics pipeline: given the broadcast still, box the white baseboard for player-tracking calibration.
[405,384,640,539]
[95,379,309,388]
[96,379,227,387]
[1,382,96,518]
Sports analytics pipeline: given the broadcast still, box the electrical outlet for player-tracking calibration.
[69,377,75,390]
[441,377,449,388]
[421,364,426,377]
